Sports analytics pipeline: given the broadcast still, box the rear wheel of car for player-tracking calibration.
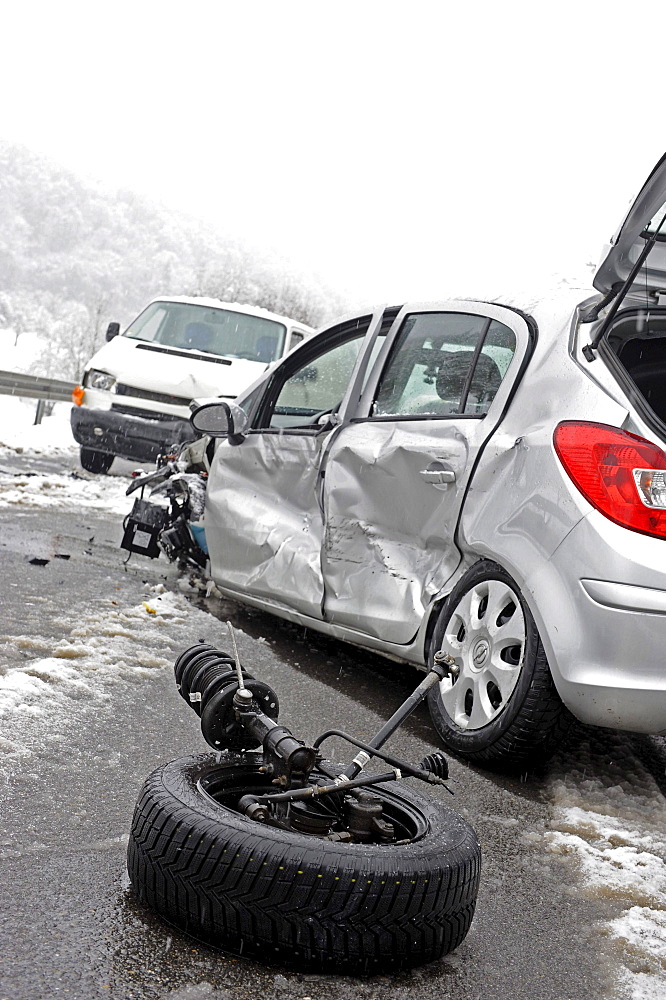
[127,754,481,973]
[79,447,114,474]
[427,560,571,770]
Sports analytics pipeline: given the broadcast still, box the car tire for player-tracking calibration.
[80,447,114,474]
[427,560,571,770]
[127,753,481,973]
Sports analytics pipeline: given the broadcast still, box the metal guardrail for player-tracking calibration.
[0,369,77,402]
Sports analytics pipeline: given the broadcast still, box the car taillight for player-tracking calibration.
[554,421,666,540]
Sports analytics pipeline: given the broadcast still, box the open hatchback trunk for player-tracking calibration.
[592,153,666,433]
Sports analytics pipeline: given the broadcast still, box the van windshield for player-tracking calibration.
[124,302,287,363]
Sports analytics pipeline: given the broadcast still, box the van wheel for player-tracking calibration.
[80,448,114,474]
[427,560,571,770]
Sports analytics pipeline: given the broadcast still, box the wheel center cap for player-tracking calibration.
[472,638,490,667]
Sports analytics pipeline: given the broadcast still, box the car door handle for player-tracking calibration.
[419,462,456,486]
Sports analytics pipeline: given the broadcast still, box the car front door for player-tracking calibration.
[320,302,532,645]
[204,311,382,620]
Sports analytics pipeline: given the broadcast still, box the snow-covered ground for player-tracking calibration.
[544,749,666,1000]
[1,389,666,997]
[0,394,78,458]
[0,392,190,758]
[0,333,95,461]
[0,584,193,734]
[0,396,131,513]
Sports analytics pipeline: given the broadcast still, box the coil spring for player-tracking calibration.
[419,751,449,781]
[174,642,280,750]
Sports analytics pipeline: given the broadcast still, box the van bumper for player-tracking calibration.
[70,405,197,463]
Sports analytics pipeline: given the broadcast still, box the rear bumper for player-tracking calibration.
[525,511,666,734]
[70,405,196,463]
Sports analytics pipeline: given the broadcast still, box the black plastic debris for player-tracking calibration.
[121,499,168,559]
[54,553,71,560]
[28,557,49,566]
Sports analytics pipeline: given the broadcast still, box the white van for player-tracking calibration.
[70,296,313,472]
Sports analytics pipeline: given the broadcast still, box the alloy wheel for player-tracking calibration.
[436,579,526,730]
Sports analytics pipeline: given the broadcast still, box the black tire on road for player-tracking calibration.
[428,559,571,770]
[80,447,114,474]
[127,753,481,973]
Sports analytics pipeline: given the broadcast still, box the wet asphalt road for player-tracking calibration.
[0,454,658,999]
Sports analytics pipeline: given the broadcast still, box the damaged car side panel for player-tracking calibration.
[458,297,666,732]
[320,303,534,645]
[322,420,471,643]
[205,431,327,619]
[204,313,381,622]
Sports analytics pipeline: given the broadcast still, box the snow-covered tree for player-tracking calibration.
[0,140,345,378]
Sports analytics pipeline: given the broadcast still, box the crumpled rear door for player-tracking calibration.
[321,303,532,645]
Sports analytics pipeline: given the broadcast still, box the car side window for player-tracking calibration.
[256,327,370,429]
[373,313,516,417]
[462,322,516,415]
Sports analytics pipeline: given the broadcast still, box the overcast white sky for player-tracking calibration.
[1,0,666,306]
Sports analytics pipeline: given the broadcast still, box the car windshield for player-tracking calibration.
[123,302,287,363]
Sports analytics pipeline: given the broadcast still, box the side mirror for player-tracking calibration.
[190,399,249,444]
[106,322,120,341]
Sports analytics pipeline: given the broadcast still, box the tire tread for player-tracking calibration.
[127,756,481,972]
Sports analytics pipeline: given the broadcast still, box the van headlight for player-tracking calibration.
[83,369,117,392]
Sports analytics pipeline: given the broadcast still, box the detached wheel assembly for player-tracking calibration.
[428,560,571,769]
[128,754,479,973]
[128,634,481,972]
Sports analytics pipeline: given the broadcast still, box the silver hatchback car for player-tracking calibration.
[192,153,666,769]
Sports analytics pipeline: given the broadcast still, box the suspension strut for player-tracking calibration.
[174,642,282,750]
[174,636,451,801]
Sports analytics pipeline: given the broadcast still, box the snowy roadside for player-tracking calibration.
[0,392,186,763]
[0,397,134,516]
[0,463,131,515]
[541,746,666,1000]
[0,395,79,459]
[0,583,208,762]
